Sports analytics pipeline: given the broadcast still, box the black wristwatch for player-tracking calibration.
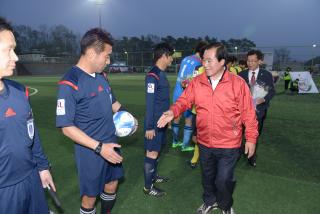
[94,142,103,154]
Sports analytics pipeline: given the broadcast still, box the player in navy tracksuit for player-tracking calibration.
[0,17,55,214]
[143,43,173,197]
[56,28,136,214]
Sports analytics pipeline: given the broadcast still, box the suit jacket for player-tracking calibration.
[239,68,275,118]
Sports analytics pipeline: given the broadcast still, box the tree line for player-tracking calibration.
[13,24,257,59]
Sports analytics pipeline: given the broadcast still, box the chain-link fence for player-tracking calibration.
[16,45,320,76]
[110,45,320,74]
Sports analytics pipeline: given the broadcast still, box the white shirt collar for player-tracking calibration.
[88,72,96,78]
[249,68,259,78]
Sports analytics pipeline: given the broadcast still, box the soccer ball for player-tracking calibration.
[113,111,136,137]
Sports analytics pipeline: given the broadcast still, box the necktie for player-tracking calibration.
[250,72,256,85]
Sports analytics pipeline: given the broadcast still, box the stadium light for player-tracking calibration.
[124,51,128,66]
[89,0,106,28]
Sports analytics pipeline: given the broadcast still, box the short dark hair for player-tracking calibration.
[0,17,13,33]
[203,42,228,65]
[153,42,174,63]
[80,28,114,55]
[239,60,246,66]
[226,56,237,64]
[195,41,209,54]
[247,49,264,60]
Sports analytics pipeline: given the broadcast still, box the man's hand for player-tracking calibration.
[39,170,56,192]
[255,98,265,105]
[145,129,155,140]
[181,79,190,88]
[157,110,174,128]
[244,142,256,158]
[100,143,123,164]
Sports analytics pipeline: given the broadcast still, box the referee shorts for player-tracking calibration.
[0,168,49,214]
[144,127,167,152]
[75,144,124,197]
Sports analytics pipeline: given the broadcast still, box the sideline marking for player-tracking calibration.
[28,87,38,96]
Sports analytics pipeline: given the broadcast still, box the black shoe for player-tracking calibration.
[248,155,257,167]
[187,161,197,169]
[197,202,218,214]
[143,185,166,197]
[153,175,170,183]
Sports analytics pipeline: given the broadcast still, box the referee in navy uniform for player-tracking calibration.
[0,17,55,214]
[56,28,136,214]
[143,43,173,197]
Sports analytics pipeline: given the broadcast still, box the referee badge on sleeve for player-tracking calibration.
[56,99,66,115]
[147,83,155,93]
[27,118,34,139]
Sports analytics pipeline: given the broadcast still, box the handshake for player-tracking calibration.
[181,78,191,89]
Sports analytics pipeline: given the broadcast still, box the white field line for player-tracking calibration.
[28,87,38,96]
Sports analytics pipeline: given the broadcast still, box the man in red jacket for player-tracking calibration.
[157,43,258,214]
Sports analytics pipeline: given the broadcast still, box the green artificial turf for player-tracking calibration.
[12,74,320,214]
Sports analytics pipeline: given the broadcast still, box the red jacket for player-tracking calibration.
[171,71,258,148]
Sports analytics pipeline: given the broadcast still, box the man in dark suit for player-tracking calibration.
[239,49,275,167]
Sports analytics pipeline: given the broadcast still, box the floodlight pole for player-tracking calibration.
[234,46,238,58]
[98,5,102,28]
[141,52,144,72]
[124,51,128,66]
[91,0,105,28]
[311,44,317,70]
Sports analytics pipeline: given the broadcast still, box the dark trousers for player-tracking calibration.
[198,144,240,211]
[257,111,267,136]
[284,80,290,90]
[248,109,267,164]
